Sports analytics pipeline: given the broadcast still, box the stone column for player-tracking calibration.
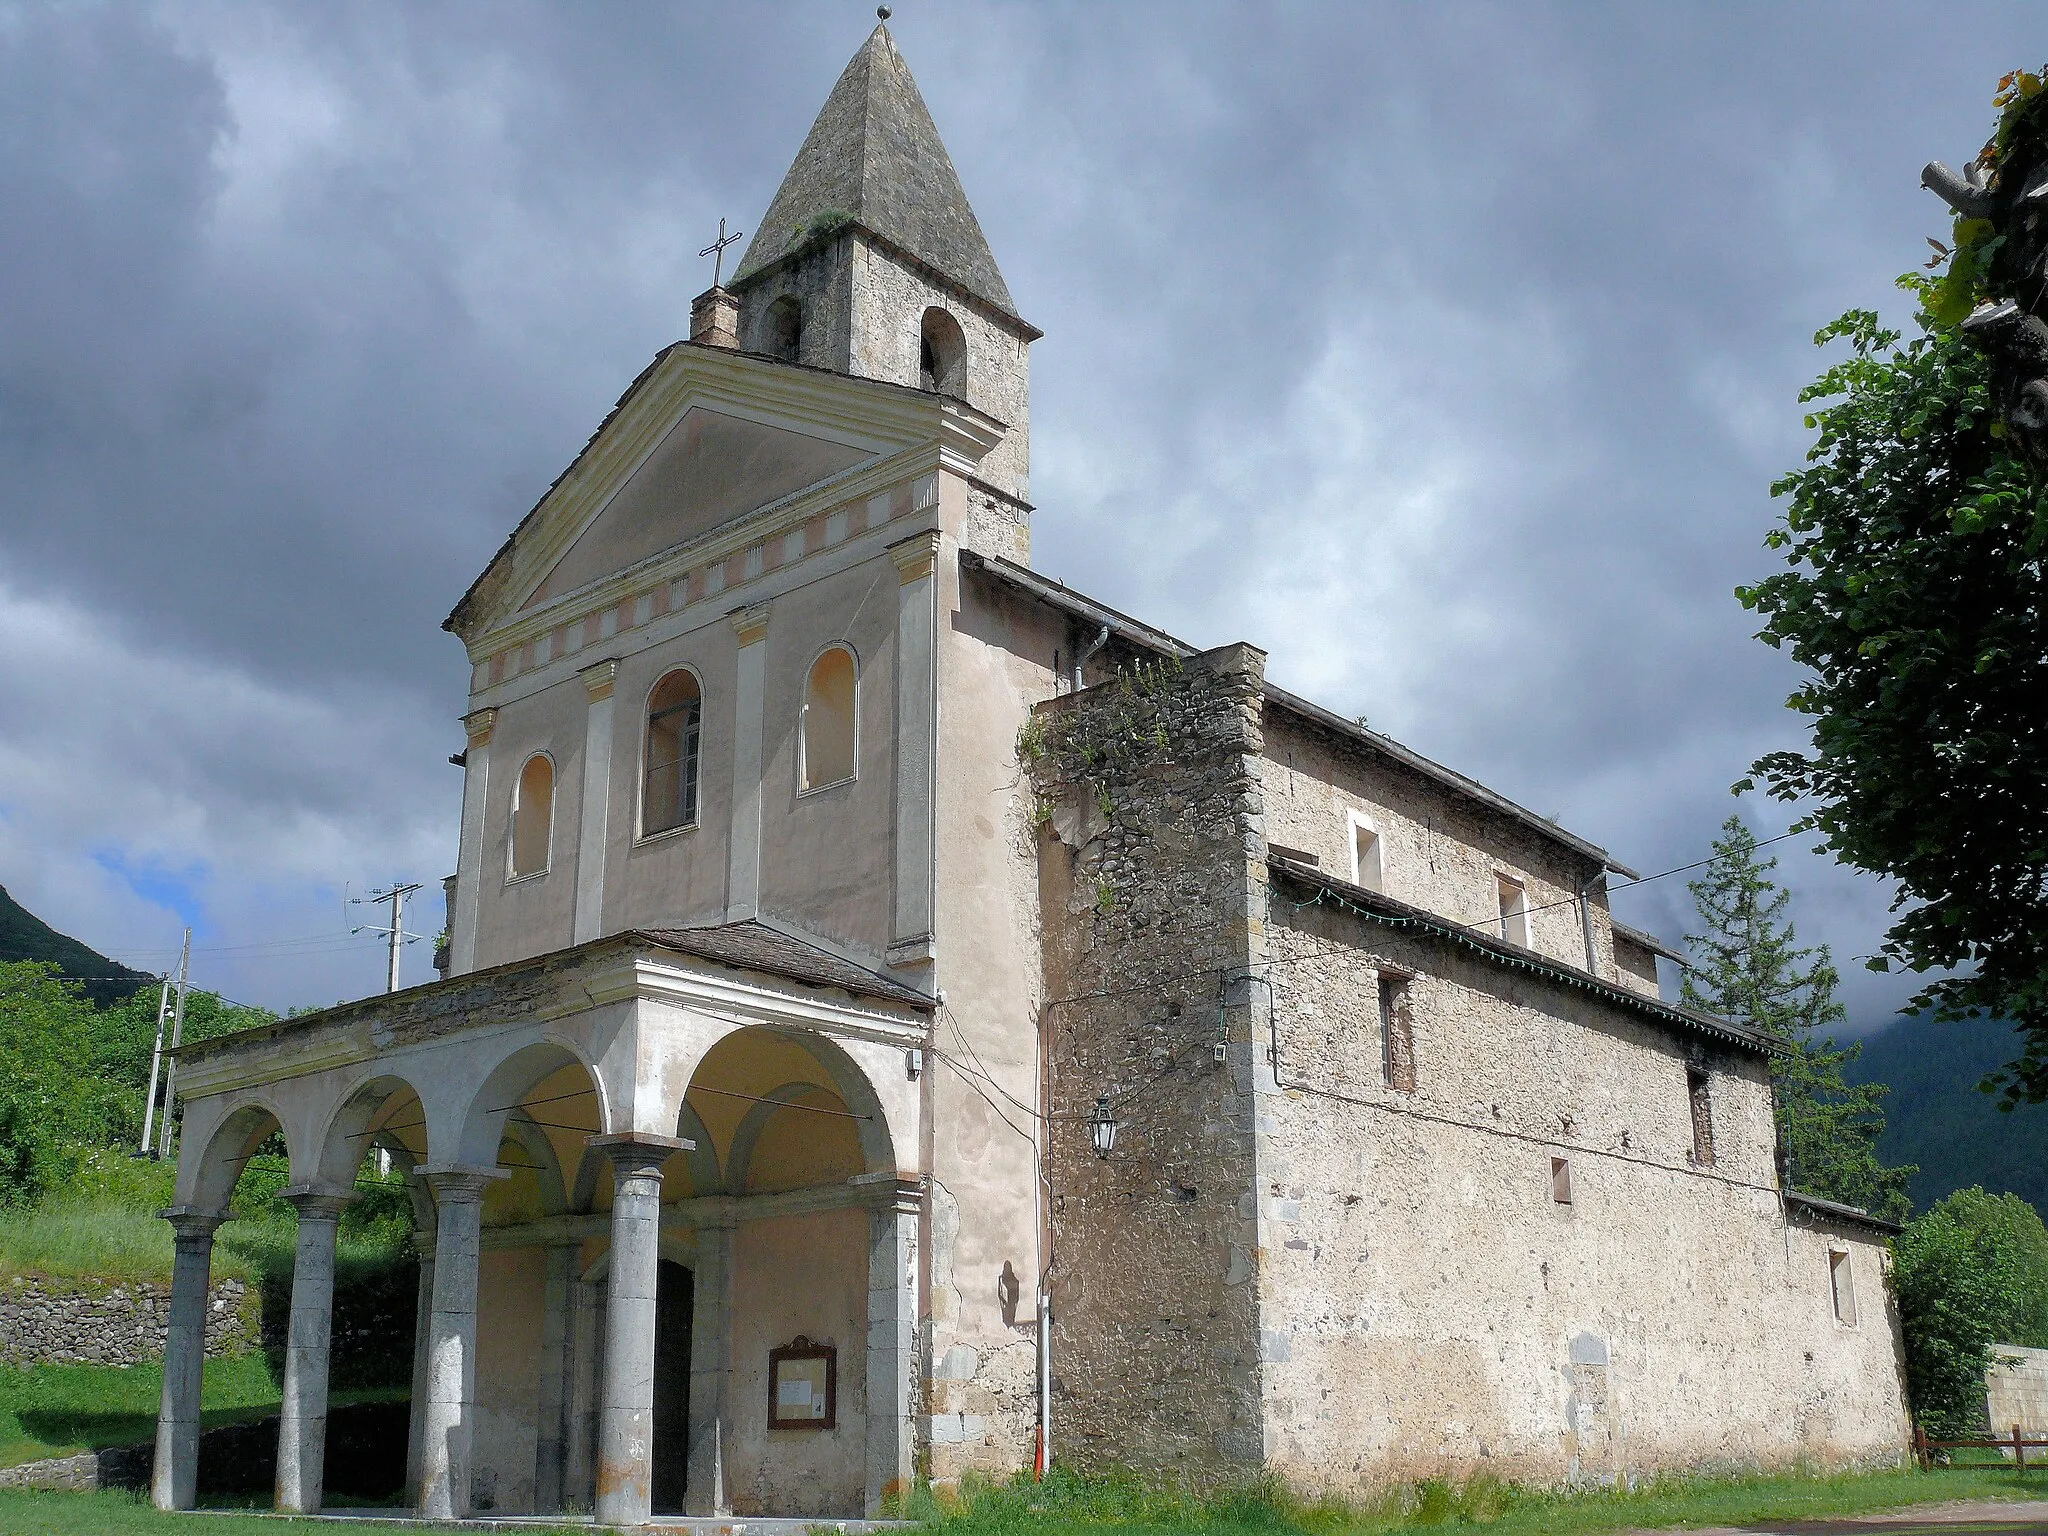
[866,1181,920,1516]
[404,1241,435,1506]
[564,1274,602,1510]
[685,1213,737,1516]
[572,660,618,945]
[533,1241,577,1512]
[449,708,496,975]
[275,1189,352,1514]
[724,605,769,922]
[591,1132,690,1528]
[416,1168,503,1521]
[888,531,940,959]
[151,1207,223,1512]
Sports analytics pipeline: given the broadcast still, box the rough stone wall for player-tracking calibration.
[1987,1343,2048,1434]
[1031,643,1272,1484]
[1260,711,1615,981]
[962,482,1030,566]
[735,236,858,373]
[0,1275,256,1367]
[1255,888,1910,1491]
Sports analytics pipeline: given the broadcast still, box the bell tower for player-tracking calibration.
[727,23,1039,500]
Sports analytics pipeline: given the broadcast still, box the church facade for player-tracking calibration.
[151,25,1910,1524]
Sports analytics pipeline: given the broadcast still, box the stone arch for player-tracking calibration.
[681,1026,896,1186]
[919,305,966,394]
[501,1112,570,1215]
[726,1080,866,1195]
[457,1036,611,1169]
[763,295,803,362]
[315,1070,433,1194]
[184,1099,289,1215]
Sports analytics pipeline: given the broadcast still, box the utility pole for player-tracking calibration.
[155,928,192,1161]
[353,882,423,993]
[138,970,173,1156]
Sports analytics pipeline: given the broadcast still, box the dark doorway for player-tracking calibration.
[651,1260,694,1513]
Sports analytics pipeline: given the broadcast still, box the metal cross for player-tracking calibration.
[698,217,744,289]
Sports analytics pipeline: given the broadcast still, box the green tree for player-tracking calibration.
[0,962,126,1204]
[1739,75,2048,1107]
[1682,815,1913,1222]
[1892,1187,2048,1434]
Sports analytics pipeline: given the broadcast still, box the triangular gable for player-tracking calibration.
[520,406,866,611]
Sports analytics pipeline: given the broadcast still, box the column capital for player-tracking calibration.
[463,707,498,746]
[281,1185,355,1222]
[888,529,942,584]
[588,1131,695,1178]
[420,1165,511,1202]
[580,658,619,702]
[158,1206,225,1242]
[728,604,770,647]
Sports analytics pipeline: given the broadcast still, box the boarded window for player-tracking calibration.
[511,754,554,877]
[920,307,965,393]
[801,647,857,791]
[1378,974,1414,1092]
[1497,875,1529,947]
[643,670,702,835]
[1830,1249,1857,1326]
[1687,1065,1715,1166]
[1551,1156,1573,1205]
[1351,819,1383,892]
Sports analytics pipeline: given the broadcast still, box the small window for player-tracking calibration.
[643,670,702,835]
[510,754,554,878]
[1830,1249,1858,1326]
[1550,1156,1573,1205]
[1349,814,1383,893]
[919,307,965,393]
[1687,1065,1715,1166]
[1497,875,1529,948]
[765,296,802,362]
[1378,974,1414,1092]
[800,646,858,792]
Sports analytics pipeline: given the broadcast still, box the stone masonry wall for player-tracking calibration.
[0,1275,256,1367]
[1030,643,1272,1485]
[1255,878,1910,1491]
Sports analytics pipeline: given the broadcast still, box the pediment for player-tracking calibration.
[520,406,867,612]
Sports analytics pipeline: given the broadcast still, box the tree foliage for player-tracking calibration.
[1892,1186,2048,1435]
[1739,286,2048,1106]
[1682,817,1914,1222]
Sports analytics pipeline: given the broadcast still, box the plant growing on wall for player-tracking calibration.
[1682,817,1913,1222]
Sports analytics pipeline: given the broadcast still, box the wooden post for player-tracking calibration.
[2016,1424,2026,1472]
[1913,1422,1930,1471]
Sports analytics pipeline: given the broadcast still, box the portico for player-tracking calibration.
[156,930,929,1521]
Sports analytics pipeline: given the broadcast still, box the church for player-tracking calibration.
[150,22,1911,1524]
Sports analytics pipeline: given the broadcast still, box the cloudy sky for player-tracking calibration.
[0,2,2027,1021]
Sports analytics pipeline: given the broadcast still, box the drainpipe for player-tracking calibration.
[1035,1286,1052,1477]
[1072,626,1109,692]
[1577,872,1601,976]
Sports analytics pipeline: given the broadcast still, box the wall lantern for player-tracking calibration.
[1089,1096,1118,1160]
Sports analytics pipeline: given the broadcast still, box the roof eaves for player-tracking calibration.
[1785,1191,1902,1237]
[960,549,1638,880]
[1268,856,1779,1059]
[1612,919,1688,965]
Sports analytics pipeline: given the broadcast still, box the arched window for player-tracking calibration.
[765,296,802,362]
[510,754,554,878]
[919,307,965,393]
[800,646,858,792]
[643,669,702,835]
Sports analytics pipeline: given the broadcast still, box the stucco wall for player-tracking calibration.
[727,1207,869,1516]
[1260,899,1909,1489]
[1260,711,1615,981]
[471,1245,547,1514]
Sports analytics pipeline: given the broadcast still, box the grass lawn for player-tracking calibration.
[0,1463,2035,1536]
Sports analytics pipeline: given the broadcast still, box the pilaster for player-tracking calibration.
[726,605,771,923]
[888,532,941,972]
[450,708,496,975]
[573,660,619,945]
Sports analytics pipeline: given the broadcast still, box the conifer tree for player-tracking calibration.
[1682,815,1913,1222]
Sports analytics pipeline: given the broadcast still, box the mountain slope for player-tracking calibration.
[0,885,151,1007]
[1846,1015,2048,1215]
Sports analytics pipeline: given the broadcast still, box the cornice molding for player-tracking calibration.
[582,956,926,1048]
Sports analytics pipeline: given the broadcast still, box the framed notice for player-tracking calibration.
[768,1336,836,1431]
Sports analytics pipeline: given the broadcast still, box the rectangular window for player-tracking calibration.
[1551,1156,1573,1204]
[1687,1066,1715,1166]
[1378,974,1414,1092]
[1497,875,1529,947]
[1830,1250,1858,1326]
[1349,813,1383,892]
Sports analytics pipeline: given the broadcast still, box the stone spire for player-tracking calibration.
[732,24,1017,321]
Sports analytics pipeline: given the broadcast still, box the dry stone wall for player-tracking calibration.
[1030,643,1272,1484]
[0,1274,256,1367]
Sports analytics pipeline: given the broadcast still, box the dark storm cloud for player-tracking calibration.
[0,1,2025,1012]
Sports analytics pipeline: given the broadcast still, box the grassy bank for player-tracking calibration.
[0,1355,281,1468]
[901,1463,2044,1536]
